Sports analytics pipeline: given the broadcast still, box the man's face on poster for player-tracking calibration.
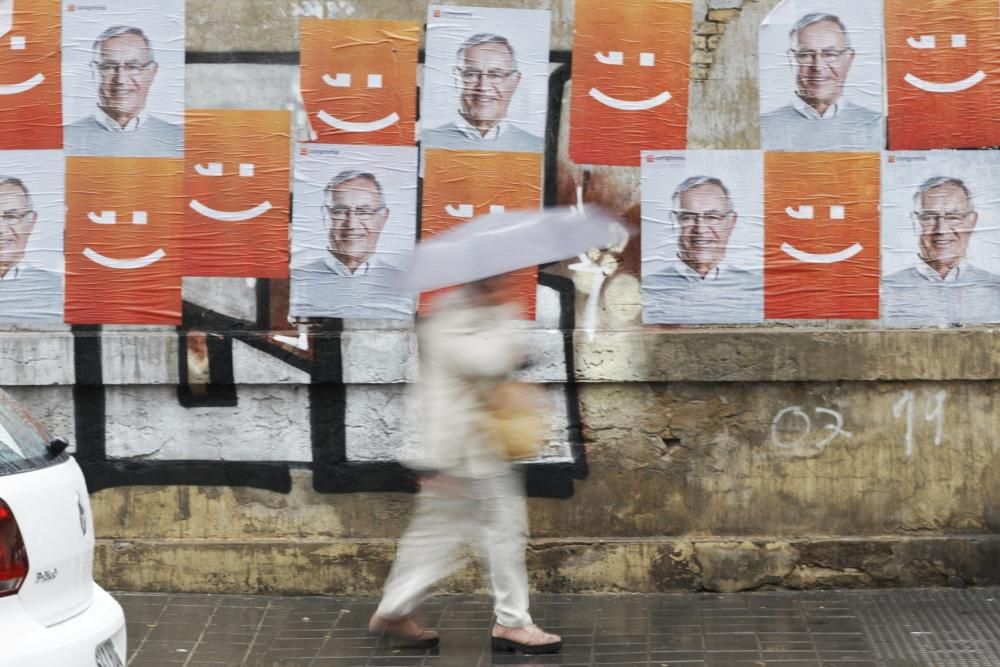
[456,40,522,132]
[915,182,977,273]
[325,176,389,272]
[675,182,738,276]
[791,19,854,112]
[95,33,158,125]
[0,182,36,276]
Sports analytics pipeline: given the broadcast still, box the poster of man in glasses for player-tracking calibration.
[641,151,764,325]
[63,2,184,157]
[881,151,1000,326]
[289,145,417,320]
[420,5,550,152]
[759,0,884,152]
[0,151,64,324]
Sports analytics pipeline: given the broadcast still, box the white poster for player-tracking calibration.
[0,150,64,323]
[421,5,550,153]
[882,151,1000,326]
[641,150,764,324]
[290,144,418,320]
[759,0,884,151]
[62,0,185,157]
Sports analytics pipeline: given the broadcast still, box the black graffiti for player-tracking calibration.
[73,52,586,498]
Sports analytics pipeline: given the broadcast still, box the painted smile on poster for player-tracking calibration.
[764,152,880,320]
[82,209,164,269]
[0,0,61,148]
[300,19,419,145]
[588,50,671,111]
[570,0,692,166]
[189,163,272,221]
[318,73,396,133]
[885,0,999,149]
[65,157,183,324]
[904,33,984,93]
[779,205,863,263]
[184,109,290,278]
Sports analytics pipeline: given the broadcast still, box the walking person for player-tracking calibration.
[368,276,562,654]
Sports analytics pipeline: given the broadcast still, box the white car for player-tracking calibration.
[0,388,126,667]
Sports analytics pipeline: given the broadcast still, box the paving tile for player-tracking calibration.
[111,587,1000,666]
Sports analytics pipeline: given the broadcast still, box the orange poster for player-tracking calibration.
[65,157,183,324]
[569,0,691,166]
[300,18,419,146]
[421,149,542,316]
[0,0,61,149]
[886,0,1000,149]
[764,152,880,320]
[184,109,290,277]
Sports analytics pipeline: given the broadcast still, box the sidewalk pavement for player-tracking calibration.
[116,587,1000,666]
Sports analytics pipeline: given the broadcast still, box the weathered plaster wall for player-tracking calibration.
[5,0,1000,594]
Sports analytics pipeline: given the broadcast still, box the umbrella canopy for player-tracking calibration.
[401,205,630,293]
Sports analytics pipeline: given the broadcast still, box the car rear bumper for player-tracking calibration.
[1,583,126,667]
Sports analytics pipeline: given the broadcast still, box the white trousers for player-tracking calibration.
[375,469,533,628]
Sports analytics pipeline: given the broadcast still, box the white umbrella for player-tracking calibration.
[401,205,631,293]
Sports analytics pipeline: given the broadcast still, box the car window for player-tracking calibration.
[0,389,64,476]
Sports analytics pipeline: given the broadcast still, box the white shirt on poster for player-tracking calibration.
[912,257,963,283]
[93,107,151,133]
[791,95,840,120]
[320,253,371,277]
[453,114,507,141]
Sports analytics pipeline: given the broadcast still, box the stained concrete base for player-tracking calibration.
[97,535,1000,595]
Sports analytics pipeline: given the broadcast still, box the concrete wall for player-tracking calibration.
[5,0,1000,594]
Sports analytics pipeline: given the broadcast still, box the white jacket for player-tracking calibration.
[403,290,523,478]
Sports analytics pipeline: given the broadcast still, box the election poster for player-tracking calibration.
[290,144,417,320]
[421,5,550,153]
[641,150,763,324]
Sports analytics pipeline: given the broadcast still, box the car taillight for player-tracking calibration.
[0,499,28,597]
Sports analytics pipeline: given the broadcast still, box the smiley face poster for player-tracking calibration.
[65,157,183,324]
[299,18,419,146]
[570,0,692,166]
[421,149,542,316]
[184,109,291,278]
[764,152,880,319]
[0,0,62,149]
[885,0,1000,149]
